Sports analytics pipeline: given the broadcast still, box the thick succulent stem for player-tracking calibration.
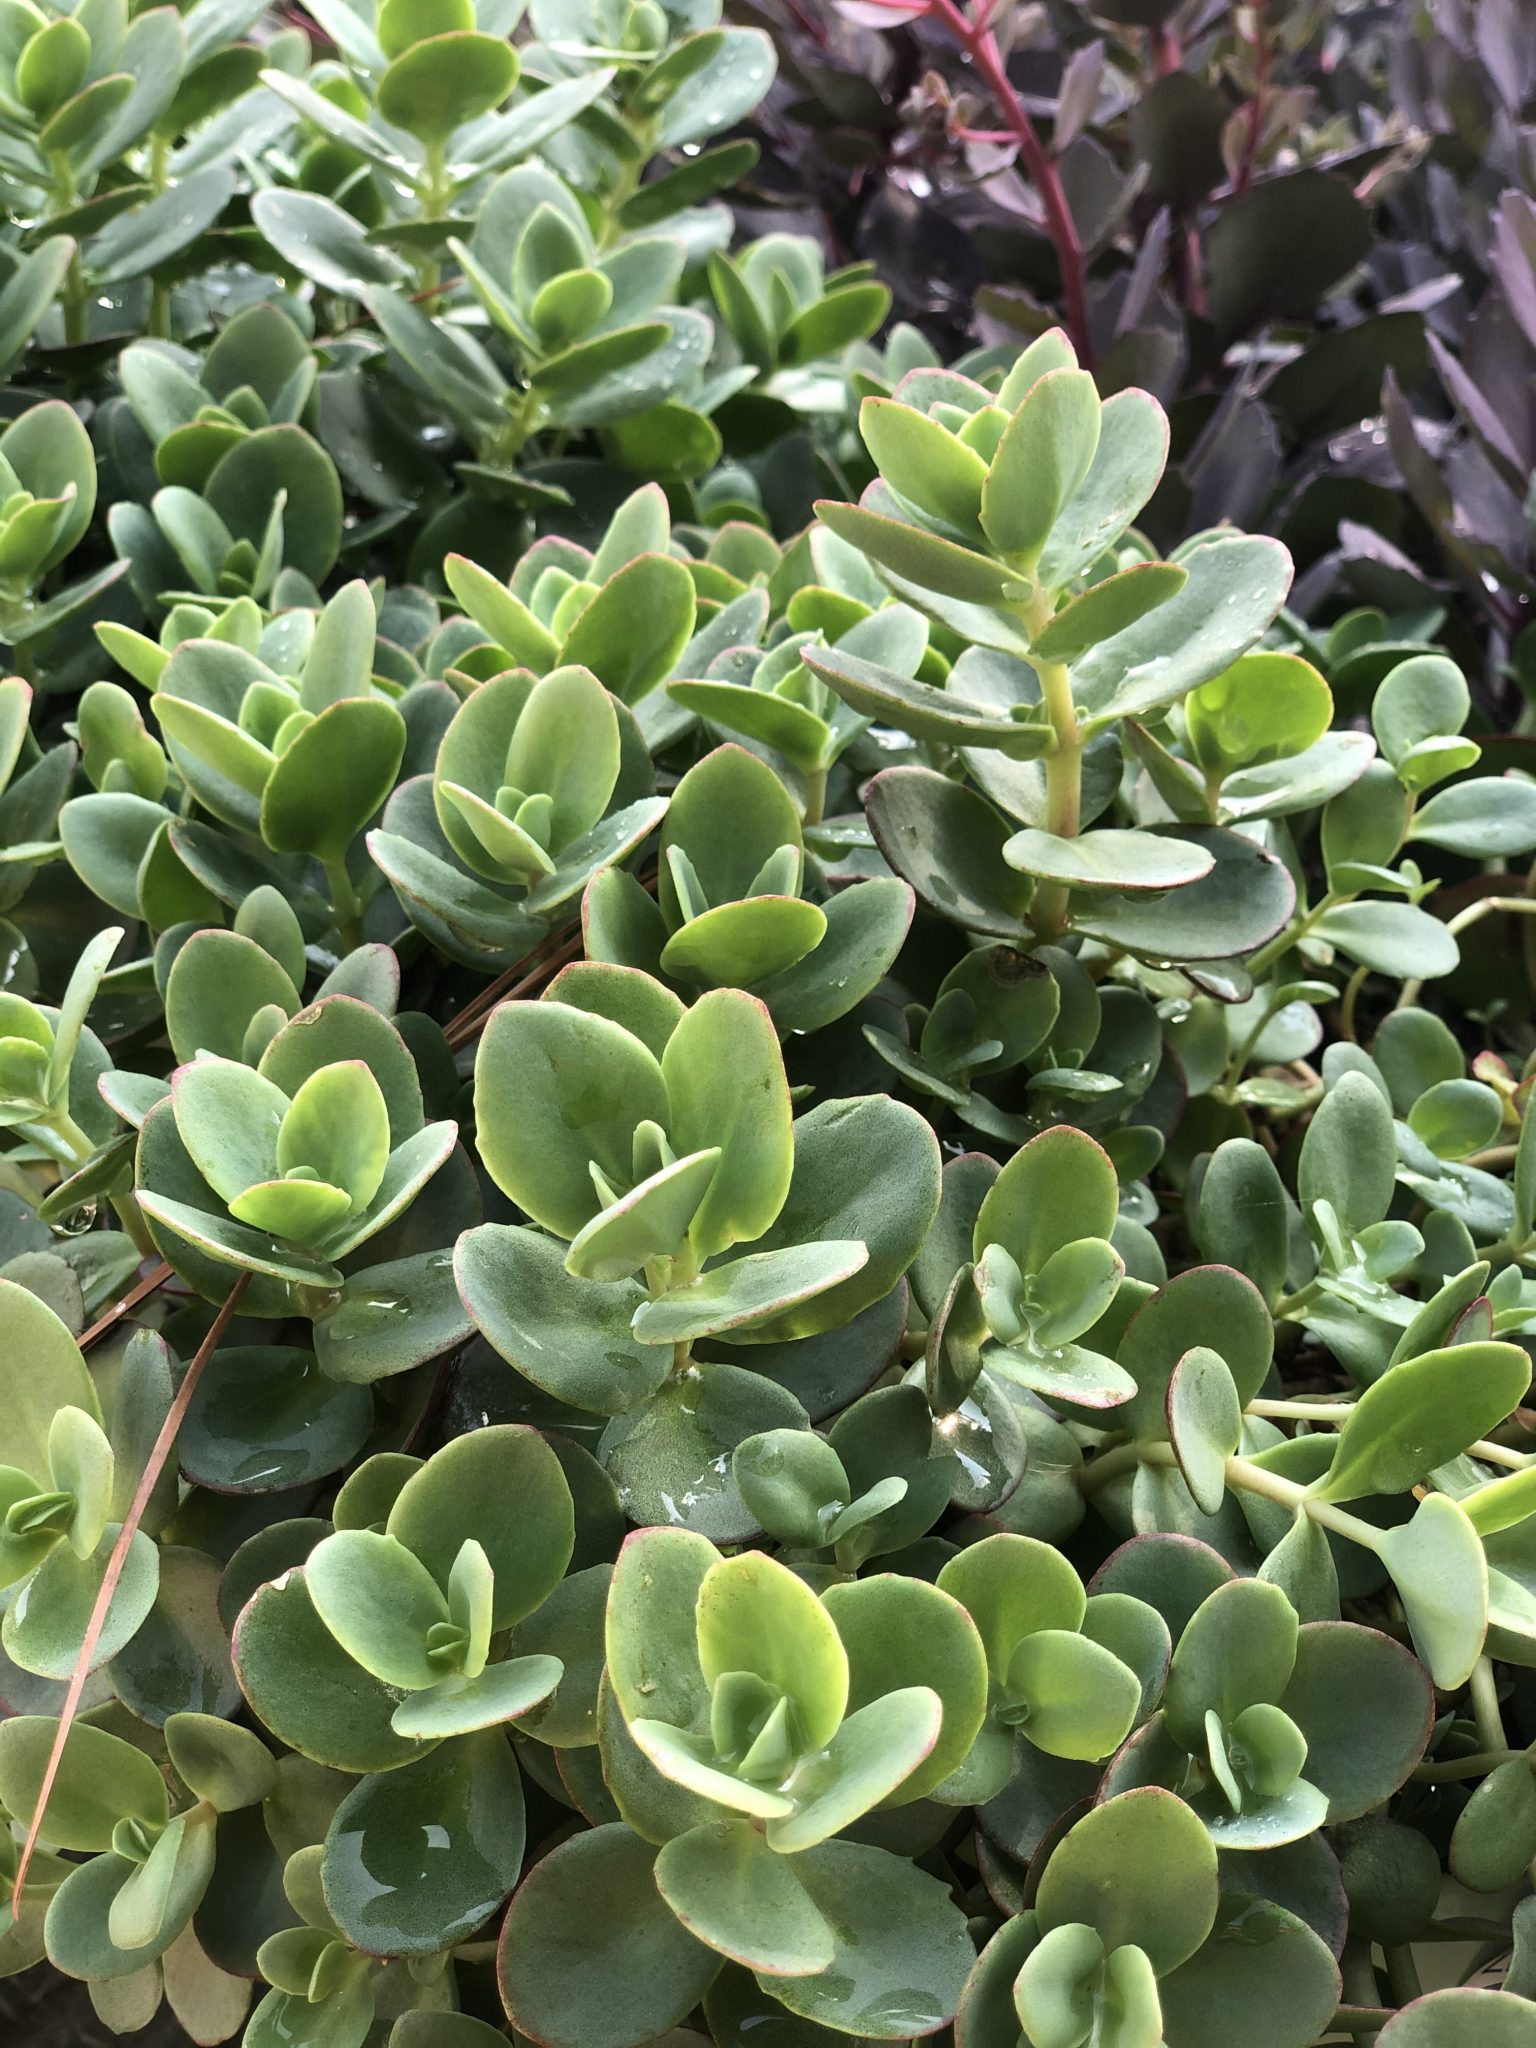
[1020,582,1081,939]
[325,855,365,954]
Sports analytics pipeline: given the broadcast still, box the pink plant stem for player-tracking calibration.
[783,0,832,43]
[12,1268,251,1910]
[1234,0,1271,198]
[442,926,585,1049]
[924,0,1095,365]
[78,1259,173,1352]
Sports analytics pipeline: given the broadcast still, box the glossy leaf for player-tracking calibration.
[323,1731,525,1956]
[1314,1342,1530,1502]
[1035,1790,1219,1974]
[655,1820,834,1974]
[497,1825,721,2048]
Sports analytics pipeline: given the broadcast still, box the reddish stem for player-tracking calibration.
[444,929,586,1049]
[13,1269,251,1910]
[442,925,576,1047]
[79,1260,174,1353]
[781,0,832,44]
[441,870,658,1051]
[924,0,1094,365]
[1233,0,1271,199]
[1173,220,1208,319]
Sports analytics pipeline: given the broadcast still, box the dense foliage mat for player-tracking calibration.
[1,1,1536,2045]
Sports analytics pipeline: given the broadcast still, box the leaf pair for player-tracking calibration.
[936,1535,1150,1794]
[1103,1582,1433,1849]
[303,1427,572,1739]
[445,487,696,707]
[432,666,628,895]
[609,1535,975,1853]
[473,977,791,1275]
[970,1126,1134,1410]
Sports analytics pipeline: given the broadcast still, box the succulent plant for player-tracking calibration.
[0,5,1529,2043]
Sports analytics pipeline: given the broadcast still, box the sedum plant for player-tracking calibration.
[0,0,1533,2025]
[0,402,101,642]
[455,967,941,1505]
[140,1051,457,1285]
[0,290,1533,2039]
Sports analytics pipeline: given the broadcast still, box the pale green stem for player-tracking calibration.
[324,857,364,953]
[416,138,451,300]
[595,112,652,254]
[1223,1453,1384,1547]
[1248,1399,1532,1471]
[1469,1144,1520,1172]
[1243,891,1339,982]
[486,382,546,469]
[640,1242,701,1375]
[1410,1747,1524,1782]
[43,1108,155,1256]
[49,155,89,346]
[1339,1939,1386,2035]
[1398,894,1536,1011]
[48,1108,99,1161]
[1382,1948,1422,2008]
[1339,963,1369,1042]
[1219,987,1294,1099]
[1245,804,1535,1005]
[1018,582,1079,940]
[1040,661,1080,842]
[1466,1438,1532,1470]
[1246,1398,1356,1421]
[1273,1279,1321,1319]
[147,136,172,337]
[1470,1656,1508,1753]
[1076,1436,1143,1497]
[1087,1444,1386,1548]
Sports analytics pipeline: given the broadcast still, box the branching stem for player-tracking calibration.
[922,0,1094,365]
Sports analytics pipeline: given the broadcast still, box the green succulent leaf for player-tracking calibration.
[655,1819,835,1974]
[1036,1789,1220,1975]
[304,1529,453,1691]
[322,1729,526,1956]
[497,1824,721,2048]
[767,1838,974,2038]
[1377,1493,1489,1689]
[387,1426,574,1630]
[1376,1991,1536,2044]
[0,1717,168,1851]
[1312,1342,1530,1502]
[0,1278,103,1484]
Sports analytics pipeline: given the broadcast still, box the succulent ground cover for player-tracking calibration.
[0,1,1535,2045]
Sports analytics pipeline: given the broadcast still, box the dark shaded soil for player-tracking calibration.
[0,1972,190,2044]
